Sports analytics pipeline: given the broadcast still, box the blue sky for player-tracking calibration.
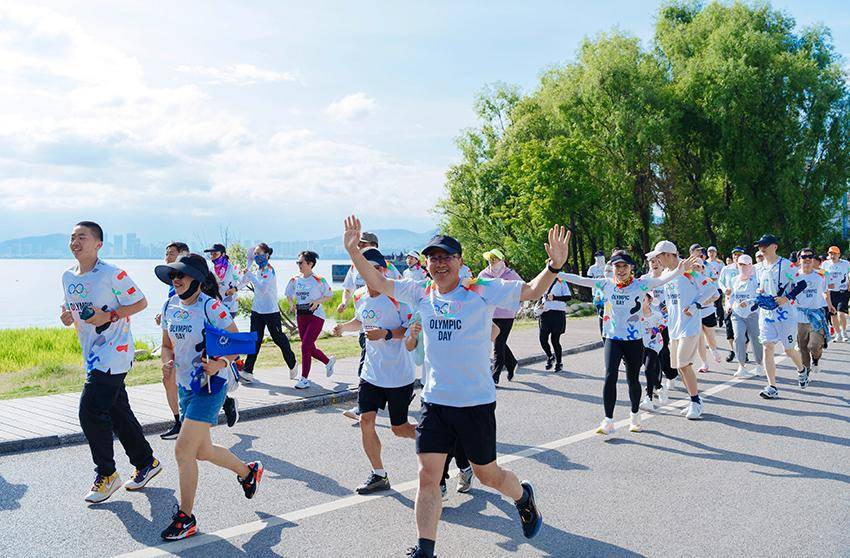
[2,1,849,243]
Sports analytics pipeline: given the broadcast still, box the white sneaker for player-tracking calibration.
[639,395,655,412]
[289,365,299,380]
[596,418,615,435]
[240,371,254,384]
[710,348,721,363]
[680,403,691,416]
[629,412,643,432]
[663,377,674,392]
[734,365,755,378]
[752,364,763,376]
[697,362,709,373]
[657,384,669,405]
[685,400,703,420]
[294,377,310,389]
[84,472,122,504]
[812,364,820,375]
[325,356,336,378]
[342,406,360,421]
[842,332,848,342]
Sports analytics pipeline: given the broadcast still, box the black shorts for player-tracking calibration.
[829,290,850,313]
[416,401,497,466]
[701,314,718,328]
[358,380,414,426]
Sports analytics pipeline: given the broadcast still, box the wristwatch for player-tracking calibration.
[547,260,560,274]
[384,329,393,341]
[109,310,120,323]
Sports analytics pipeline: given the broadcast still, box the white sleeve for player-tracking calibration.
[392,279,426,307]
[480,279,523,312]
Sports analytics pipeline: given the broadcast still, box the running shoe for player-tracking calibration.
[289,364,299,380]
[160,507,198,541]
[325,356,336,378]
[356,473,390,495]
[239,461,264,499]
[440,483,448,501]
[734,365,755,378]
[657,384,669,405]
[710,348,721,363]
[84,472,122,504]
[798,367,810,389]
[515,481,543,539]
[405,546,435,558]
[752,364,763,376]
[223,396,239,427]
[240,371,255,384]
[685,401,703,420]
[160,420,181,440]
[596,418,615,435]
[342,406,361,421]
[294,377,310,389]
[456,467,473,493]
[545,356,554,370]
[629,412,643,432]
[759,385,779,399]
[124,458,162,491]
[725,351,736,363]
[812,364,820,375]
[697,363,709,373]
[554,362,563,372]
[639,395,655,412]
[663,377,675,392]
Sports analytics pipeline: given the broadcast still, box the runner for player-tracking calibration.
[753,234,810,399]
[718,247,745,363]
[158,241,190,440]
[332,248,416,495]
[285,250,336,389]
[638,293,665,412]
[641,255,678,403]
[241,243,297,383]
[706,246,725,326]
[342,216,561,558]
[202,243,242,427]
[588,250,607,336]
[60,221,162,504]
[537,270,572,372]
[795,247,832,377]
[587,250,606,278]
[562,252,692,432]
[691,259,722,373]
[479,248,522,383]
[155,253,263,540]
[821,246,850,342]
[645,240,718,419]
[727,255,763,377]
[403,251,428,281]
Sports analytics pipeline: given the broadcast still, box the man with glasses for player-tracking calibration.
[157,241,190,440]
[342,216,569,558]
[796,248,832,377]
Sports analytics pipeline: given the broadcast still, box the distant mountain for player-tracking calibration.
[0,234,68,258]
[268,228,439,258]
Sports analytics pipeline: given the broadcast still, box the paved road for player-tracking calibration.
[2,340,849,558]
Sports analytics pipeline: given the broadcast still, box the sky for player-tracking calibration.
[1,0,849,243]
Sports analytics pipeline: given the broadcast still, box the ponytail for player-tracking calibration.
[201,271,222,300]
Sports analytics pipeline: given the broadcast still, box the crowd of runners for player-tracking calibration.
[59,217,847,557]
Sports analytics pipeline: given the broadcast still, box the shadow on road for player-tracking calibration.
[177,511,294,558]
[93,486,177,546]
[0,474,27,511]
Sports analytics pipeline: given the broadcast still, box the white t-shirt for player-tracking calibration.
[285,274,333,320]
[705,259,724,281]
[354,288,415,388]
[796,271,827,323]
[213,262,243,315]
[62,259,145,375]
[718,263,741,310]
[587,262,606,278]
[344,262,403,292]
[403,264,428,282]
[161,293,234,389]
[729,274,760,318]
[757,257,801,326]
[542,273,572,312]
[392,277,523,407]
[243,264,280,314]
[640,311,664,353]
[821,259,850,292]
[664,271,718,339]
[640,273,667,315]
[458,265,473,280]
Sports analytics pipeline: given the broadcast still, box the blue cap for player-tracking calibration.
[754,234,779,247]
[422,235,462,256]
[362,248,387,268]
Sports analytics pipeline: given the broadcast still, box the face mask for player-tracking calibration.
[489,260,506,274]
[254,254,269,267]
[178,280,200,300]
[213,255,228,267]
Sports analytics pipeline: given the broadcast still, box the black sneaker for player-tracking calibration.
[238,461,264,499]
[516,481,543,539]
[160,421,181,440]
[798,367,811,389]
[161,507,198,540]
[725,351,735,363]
[554,362,563,372]
[223,397,239,428]
[405,546,435,557]
[545,356,554,370]
[356,472,390,494]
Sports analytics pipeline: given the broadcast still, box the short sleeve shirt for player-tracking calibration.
[796,271,827,323]
[664,271,717,339]
[214,262,243,315]
[757,257,800,325]
[354,288,415,388]
[542,274,573,312]
[244,265,279,314]
[821,259,850,292]
[161,293,234,389]
[285,274,333,320]
[392,277,522,407]
[62,259,145,375]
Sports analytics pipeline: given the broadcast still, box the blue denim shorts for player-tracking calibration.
[178,385,227,426]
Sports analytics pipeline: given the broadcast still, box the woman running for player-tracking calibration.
[156,253,263,540]
[562,252,694,434]
[728,254,764,377]
[241,243,297,383]
[285,250,336,388]
[478,249,522,383]
[537,271,572,372]
[639,293,665,412]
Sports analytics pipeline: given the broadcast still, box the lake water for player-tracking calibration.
[2,258,351,343]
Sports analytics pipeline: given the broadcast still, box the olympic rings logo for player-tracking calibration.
[361,309,382,321]
[432,301,461,316]
[67,283,89,298]
[171,309,190,320]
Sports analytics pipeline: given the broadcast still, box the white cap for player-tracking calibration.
[737,254,753,265]
[708,246,718,252]
[645,240,678,260]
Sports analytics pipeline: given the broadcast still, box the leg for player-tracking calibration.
[644,348,659,397]
[659,327,677,380]
[163,368,179,417]
[809,328,824,364]
[703,324,718,350]
[501,318,517,373]
[602,339,622,419]
[538,316,552,357]
[453,444,470,470]
[763,341,777,385]
[266,312,297,369]
[357,331,367,376]
[491,318,510,378]
[109,377,155,470]
[296,314,312,378]
[359,412,384,471]
[173,419,205,516]
[415,453,448,541]
[697,330,708,366]
[78,371,122,476]
[746,314,764,364]
[471,460,524,501]
[732,315,748,365]
[623,341,644,413]
[306,316,329,365]
[552,312,565,365]
[243,311,265,373]
[797,323,812,369]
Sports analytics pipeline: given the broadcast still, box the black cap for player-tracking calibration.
[155,254,210,285]
[609,252,636,266]
[422,234,462,256]
[362,248,387,268]
[754,234,779,247]
[203,243,226,254]
[689,243,703,253]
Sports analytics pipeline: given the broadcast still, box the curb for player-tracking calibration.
[0,340,603,456]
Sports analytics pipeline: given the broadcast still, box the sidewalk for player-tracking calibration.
[0,317,602,455]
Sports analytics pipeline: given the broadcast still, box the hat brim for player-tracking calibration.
[154,261,207,285]
[422,244,460,256]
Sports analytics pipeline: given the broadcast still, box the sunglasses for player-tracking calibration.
[296,260,307,265]
[168,271,186,280]
[426,254,459,264]
[800,254,814,259]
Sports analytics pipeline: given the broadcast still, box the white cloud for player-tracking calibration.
[325,92,377,122]
[177,64,301,86]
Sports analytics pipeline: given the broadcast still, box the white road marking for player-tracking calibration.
[115,359,784,558]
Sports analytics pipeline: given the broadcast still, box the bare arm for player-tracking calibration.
[343,216,394,296]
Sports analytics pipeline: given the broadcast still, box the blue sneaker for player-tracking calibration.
[516,481,543,539]
[124,458,162,491]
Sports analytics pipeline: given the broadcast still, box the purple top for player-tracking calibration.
[478,266,523,318]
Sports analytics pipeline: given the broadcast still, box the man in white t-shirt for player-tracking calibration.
[60,221,161,504]
[795,247,832,376]
[342,216,569,558]
[587,251,606,278]
[822,246,850,341]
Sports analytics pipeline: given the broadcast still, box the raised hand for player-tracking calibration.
[544,225,570,269]
[343,215,362,255]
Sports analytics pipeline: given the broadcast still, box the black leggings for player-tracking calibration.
[643,348,660,397]
[603,338,644,418]
[659,327,678,380]
[492,318,517,379]
[441,443,470,486]
[538,310,566,363]
[244,311,297,372]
